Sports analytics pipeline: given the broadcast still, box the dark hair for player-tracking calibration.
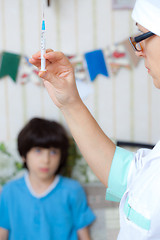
[17,118,69,175]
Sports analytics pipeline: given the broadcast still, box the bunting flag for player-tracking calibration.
[0,37,139,86]
[18,57,42,85]
[84,49,109,81]
[0,52,21,82]
[105,42,132,75]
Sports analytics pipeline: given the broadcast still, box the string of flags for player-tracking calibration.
[68,38,139,82]
[0,38,140,86]
[0,52,41,86]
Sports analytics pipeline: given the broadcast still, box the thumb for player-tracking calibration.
[39,71,47,79]
[39,70,56,85]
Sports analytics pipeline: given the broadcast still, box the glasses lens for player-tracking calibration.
[129,37,137,51]
[129,36,142,52]
[135,42,142,51]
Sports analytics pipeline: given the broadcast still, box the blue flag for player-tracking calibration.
[84,49,109,81]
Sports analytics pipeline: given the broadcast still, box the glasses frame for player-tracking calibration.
[129,31,155,52]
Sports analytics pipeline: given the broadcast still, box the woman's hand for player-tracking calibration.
[29,49,80,109]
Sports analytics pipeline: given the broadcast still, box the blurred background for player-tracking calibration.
[0,0,159,239]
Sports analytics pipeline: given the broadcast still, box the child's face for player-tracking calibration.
[24,147,61,181]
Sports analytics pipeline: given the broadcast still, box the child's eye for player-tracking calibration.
[50,148,60,155]
[50,150,57,155]
[34,147,41,153]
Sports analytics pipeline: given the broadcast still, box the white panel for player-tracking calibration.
[133,60,150,143]
[45,0,57,50]
[95,1,112,129]
[77,0,94,53]
[151,84,160,144]
[97,76,114,139]
[115,69,131,142]
[96,0,112,48]
[75,0,95,120]
[0,0,3,50]
[23,0,40,56]
[3,0,21,53]
[7,79,24,140]
[83,86,95,119]
[59,0,76,54]
[43,88,60,121]
[25,83,44,119]
[0,80,7,141]
[113,10,131,43]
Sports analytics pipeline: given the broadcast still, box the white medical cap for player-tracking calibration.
[132,0,160,36]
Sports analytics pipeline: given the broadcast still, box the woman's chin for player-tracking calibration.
[153,77,160,89]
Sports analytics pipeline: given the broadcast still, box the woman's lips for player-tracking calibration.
[146,66,150,73]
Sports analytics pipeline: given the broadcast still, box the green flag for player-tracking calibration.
[0,52,21,82]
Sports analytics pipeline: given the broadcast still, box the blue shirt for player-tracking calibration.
[0,175,95,240]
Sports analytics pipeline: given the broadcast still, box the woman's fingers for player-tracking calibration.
[46,49,54,54]
[44,51,65,63]
[29,57,52,69]
[29,49,54,68]
[39,71,47,78]
[32,49,54,60]
[29,58,41,68]
[29,49,64,66]
[29,49,72,81]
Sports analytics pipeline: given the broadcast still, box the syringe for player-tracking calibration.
[41,19,46,71]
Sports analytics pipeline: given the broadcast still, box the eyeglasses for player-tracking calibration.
[129,31,155,52]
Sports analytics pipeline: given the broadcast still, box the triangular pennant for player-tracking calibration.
[105,43,132,75]
[0,52,21,82]
[84,49,109,81]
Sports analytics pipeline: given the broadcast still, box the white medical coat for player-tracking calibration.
[106,141,160,240]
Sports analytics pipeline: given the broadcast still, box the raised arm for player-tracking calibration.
[29,50,116,187]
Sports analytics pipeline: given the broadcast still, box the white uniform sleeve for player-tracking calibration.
[106,147,134,202]
[106,145,153,202]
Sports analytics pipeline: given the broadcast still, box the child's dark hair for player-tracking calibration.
[17,117,69,175]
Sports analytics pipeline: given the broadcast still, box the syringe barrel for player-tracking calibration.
[41,30,46,71]
[41,50,46,71]
[41,30,46,49]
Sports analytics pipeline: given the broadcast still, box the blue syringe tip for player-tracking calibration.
[42,20,45,30]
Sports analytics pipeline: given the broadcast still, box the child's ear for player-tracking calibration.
[22,157,26,163]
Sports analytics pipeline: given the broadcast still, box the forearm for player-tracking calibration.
[62,98,116,187]
[0,228,8,240]
[77,226,91,240]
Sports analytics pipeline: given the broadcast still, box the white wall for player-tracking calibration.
[0,0,160,145]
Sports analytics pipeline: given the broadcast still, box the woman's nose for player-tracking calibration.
[135,44,146,58]
[135,50,145,58]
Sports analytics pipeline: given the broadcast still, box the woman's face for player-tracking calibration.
[136,24,160,88]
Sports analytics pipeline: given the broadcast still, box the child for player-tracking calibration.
[0,118,95,240]
[29,0,160,239]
